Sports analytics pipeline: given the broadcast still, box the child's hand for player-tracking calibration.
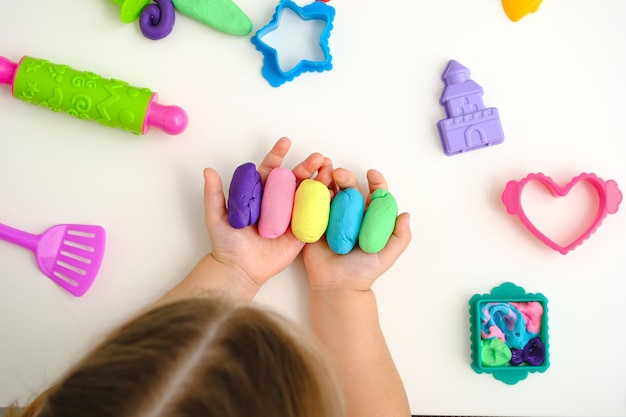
[303,168,411,293]
[203,137,334,293]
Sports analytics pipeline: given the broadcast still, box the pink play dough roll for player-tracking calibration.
[291,179,331,243]
[258,167,297,238]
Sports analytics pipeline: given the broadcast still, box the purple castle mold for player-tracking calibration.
[437,60,504,156]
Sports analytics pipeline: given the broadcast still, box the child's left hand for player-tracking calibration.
[303,168,411,293]
[158,137,334,305]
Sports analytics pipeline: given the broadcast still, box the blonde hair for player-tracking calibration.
[8,297,344,417]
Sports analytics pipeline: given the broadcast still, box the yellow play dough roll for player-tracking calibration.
[291,179,331,243]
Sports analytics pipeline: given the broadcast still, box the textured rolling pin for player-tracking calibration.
[0,55,187,135]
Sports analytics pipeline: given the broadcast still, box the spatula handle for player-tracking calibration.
[0,223,39,252]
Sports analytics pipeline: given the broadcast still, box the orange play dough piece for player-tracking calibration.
[502,0,543,22]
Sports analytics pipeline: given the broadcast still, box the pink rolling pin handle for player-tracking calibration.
[144,96,188,135]
[0,56,18,87]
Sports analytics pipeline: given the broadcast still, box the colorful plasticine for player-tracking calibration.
[112,0,151,23]
[225,164,398,253]
[480,302,535,350]
[172,0,252,36]
[227,163,263,229]
[478,299,546,370]
[510,302,544,334]
[521,337,545,366]
[112,0,175,40]
[502,0,543,22]
[326,188,365,254]
[111,0,252,39]
[481,325,505,342]
[139,0,176,40]
[291,179,331,243]
[481,338,512,367]
[509,347,524,366]
[0,55,187,135]
[258,167,297,239]
[358,189,398,254]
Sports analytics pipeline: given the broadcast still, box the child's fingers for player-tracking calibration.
[203,168,227,225]
[315,157,337,192]
[332,167,361,192]
[258,137,291,180]
[292,152,325,181]
[366,169,389,193]
[378,212,412,265]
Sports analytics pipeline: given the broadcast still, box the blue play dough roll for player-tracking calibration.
[227,162,262,228]
[326,188,365,254]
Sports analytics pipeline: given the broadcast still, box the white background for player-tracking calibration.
[1,1,625,415]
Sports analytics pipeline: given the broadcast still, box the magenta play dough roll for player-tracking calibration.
[258,167,297,238]
[291,179,331,243]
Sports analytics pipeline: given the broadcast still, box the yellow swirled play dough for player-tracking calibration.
[291,179,331,243]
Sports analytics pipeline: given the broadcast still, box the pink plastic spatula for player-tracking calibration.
[0,222,105,296]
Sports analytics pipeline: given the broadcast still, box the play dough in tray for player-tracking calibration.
[469,282,550,385]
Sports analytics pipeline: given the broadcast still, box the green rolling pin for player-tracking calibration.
[0,54,187,135]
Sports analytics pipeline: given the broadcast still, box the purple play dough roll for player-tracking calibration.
[227,162,262,229]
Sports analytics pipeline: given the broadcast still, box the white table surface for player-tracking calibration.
[1,1,625,415]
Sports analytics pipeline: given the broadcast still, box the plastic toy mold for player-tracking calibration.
[502,173,622,255]
[251,0,335,87]
[437,60,504,155]
[469,282,550,385]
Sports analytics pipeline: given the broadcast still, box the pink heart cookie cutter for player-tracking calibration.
[502,173,622,254]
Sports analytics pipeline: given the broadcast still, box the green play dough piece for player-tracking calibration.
[172,0,252,36]
[481,338,512,367]
[111,0,150,23]
[358,189,398,253]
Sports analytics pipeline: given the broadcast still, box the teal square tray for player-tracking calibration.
[469,282,550,384]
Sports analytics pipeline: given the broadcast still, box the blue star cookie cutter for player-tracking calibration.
[251,0,335,87]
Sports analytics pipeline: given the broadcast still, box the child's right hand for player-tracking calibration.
[160,138,335,305]
[200,138,334,297]
[302,168,411,293]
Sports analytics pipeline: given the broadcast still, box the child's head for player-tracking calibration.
[13,297,344,417]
